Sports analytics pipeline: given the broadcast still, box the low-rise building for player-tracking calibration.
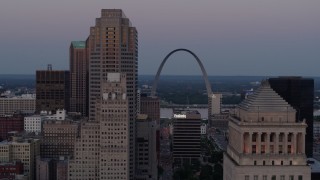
[0,136,40,180]
[201,123,207,135]
[0,114,24,141]
[24,109,67,134]
[0,161,24,180]
[0,94,35,116]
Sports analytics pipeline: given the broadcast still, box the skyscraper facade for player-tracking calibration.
[172,110,201,166]
[68,73,129,179]
[36,68,70,113]
[136,114,157,180]
[69,41,89,117]
[88,9,138,178]
[96,73,129,179]
[223,81,311,180]
[269,77,314,157]
[140,94,160,124]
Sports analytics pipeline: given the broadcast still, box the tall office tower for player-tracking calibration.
[96,73,129,179]
[0,136,40,180]
[223,81,311,180]
[269,77,314,157]
[36,66,70,113]
[135,114,158,180]
[70,41,89,117]
[69,73,129,180]
[140,94,160,123]
[0,114,24,141]
[172,110,201,166]
[88,9,138,178]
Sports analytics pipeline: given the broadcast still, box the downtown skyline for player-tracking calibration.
[0,0,320,76]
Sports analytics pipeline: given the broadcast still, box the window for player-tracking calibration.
[252,145,256,154]
[245,175,250,180]
[263,176,267,180]
[298,176,303,180]
[289,176,294,180]
[272,176,276,180]
[280,176,285,180]
[254,175,258,180]
[252,133,257,142]
[272,161,274,165]
[254,161,257,165]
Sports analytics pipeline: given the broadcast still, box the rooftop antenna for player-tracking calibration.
[47,64,52,71]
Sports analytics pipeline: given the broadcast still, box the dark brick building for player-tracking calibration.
[36,66,70,113]
[0,114,24,141]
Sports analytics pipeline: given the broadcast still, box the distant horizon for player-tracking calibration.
[0,74,319,78]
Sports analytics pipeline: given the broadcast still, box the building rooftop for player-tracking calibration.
[238,80,296,113]
[71,41,86,49]
[0,94,35,99]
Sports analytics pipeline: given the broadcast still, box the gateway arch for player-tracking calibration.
[150,48,213,118]
[151,48,212,97]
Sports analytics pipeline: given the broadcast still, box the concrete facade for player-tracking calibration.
[68,73,129,180]
[41,118,79,159]
[0,95,35,116]
[87,10,138,178]
[223,81,311,180]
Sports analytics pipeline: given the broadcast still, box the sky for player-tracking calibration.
[0,0,319,76]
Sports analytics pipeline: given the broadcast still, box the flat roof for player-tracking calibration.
[71,41,86,49]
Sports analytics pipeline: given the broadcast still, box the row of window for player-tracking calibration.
[245,175,303,180]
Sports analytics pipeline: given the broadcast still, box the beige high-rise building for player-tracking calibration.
[0,136,40,180]
[88,9,138,178]
[69,73,129,180]
[68,121,100,180]
[223,81,311,180]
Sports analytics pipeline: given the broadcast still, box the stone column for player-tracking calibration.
[241,132,244,153]
[284,133,288,154]
[302,133,305,154]
[292,133,296,154]
[266,132,270,154]
[248,132,252,154]
[257,132,261,154]
[275,133,279,154]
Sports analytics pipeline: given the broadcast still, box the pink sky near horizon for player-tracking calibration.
[0,0,319,76]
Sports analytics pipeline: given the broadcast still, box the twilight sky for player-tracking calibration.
[0,0,319,76]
